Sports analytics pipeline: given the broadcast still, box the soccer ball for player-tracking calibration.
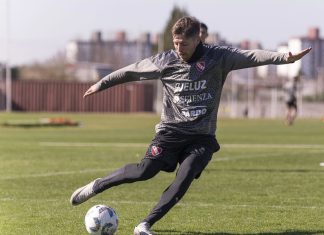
[84,204,118,235]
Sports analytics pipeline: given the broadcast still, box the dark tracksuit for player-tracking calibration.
[92,42,291,226]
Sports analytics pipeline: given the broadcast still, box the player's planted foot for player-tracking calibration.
[70,178,101,206]
[134,222,154,235]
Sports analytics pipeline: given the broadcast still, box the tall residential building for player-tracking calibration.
[281,27,324,79]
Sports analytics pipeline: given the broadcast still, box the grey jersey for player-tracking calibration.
[96,44,290,135]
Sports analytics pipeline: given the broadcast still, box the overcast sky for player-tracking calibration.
[0,0,322,65]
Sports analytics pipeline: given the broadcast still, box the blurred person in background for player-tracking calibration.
[284,76,299,125]
[199,22,208,43]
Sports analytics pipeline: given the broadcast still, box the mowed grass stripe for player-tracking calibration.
[1,197,324,210]
[39,142,324,149]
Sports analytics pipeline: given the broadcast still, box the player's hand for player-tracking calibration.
[83,84,100,98]
[287,47,312,63]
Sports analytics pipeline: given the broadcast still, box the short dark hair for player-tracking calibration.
[200,22,208,31]
[172,16,200,38]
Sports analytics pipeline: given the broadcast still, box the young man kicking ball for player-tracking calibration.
[70,16,311,235]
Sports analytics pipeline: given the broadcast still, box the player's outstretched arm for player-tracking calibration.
[83,58,162,98]
[83,83,101,98]
[287,47,312,63]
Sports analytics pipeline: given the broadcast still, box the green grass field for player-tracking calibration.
[0,112,324,235]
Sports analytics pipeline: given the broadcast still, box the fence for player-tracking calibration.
[0,80,154,112]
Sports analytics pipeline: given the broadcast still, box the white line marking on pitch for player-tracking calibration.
[223,143,324,149]
[0,168,113,180]
[39,142,148,148]
[99,200,324,210]
[2,197,323,210]
[95,200,324,210]
[39,142,324,149]
[214,152,282,161]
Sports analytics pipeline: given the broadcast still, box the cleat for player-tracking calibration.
[134,222,154,235]
[70,178,100,206]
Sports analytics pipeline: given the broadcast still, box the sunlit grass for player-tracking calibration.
[0,112,323,234]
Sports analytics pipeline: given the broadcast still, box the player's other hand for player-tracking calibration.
[287,47,312,63]
[83,84,100,98]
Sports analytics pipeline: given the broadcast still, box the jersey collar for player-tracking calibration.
[187,42,204,63]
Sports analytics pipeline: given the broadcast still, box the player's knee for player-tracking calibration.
[137,159,161,180]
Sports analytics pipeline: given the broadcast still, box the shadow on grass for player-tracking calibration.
[154,230,324,235]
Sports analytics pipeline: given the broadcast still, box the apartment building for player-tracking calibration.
[66,31,152,81]
[278,27,324,79]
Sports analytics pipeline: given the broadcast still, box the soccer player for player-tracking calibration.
[284,76,299,125]
[199,22,208,43]
[70,17,311,235]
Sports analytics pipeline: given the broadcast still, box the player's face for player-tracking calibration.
[199,28,208,43]
[173,34,200,62]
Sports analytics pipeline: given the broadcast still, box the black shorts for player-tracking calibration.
[286,99,297,109]
[144,129,220,173]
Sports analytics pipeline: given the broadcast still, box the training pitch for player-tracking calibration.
[0,112,324,235]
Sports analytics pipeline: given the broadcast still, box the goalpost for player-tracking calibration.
[5,0,11,112]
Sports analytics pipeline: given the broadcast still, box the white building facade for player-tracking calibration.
[66,31,152,81]
[278,27,324,79]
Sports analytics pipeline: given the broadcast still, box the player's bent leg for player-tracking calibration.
[93,158,164,194]
[144,147,213,226]
[70,178,101,206]
[70,159,163,206]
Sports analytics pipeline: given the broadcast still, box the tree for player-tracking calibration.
[162,6,189,51]
[19,51,76,81]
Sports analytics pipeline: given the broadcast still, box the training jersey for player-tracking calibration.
[96,43,291,135]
